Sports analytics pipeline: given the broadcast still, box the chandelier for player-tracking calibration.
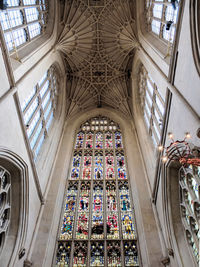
[158,133,200,167]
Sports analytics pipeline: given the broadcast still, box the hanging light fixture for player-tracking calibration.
[159,133,200,167]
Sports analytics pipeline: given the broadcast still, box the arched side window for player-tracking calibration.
[145,0,180,43]
[0,0,48,52]
[0,166,11,254]
[55,116,140,267]
[20,65,59,160]
[0,149,28,266]
[179,165,200,265]
[138,66,165,146]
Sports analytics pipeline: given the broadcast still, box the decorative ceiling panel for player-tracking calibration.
[56,0,138,117]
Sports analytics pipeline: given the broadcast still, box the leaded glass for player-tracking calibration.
[145,0,180,45]
[21,66,59,160]
[0,0,48,52]
[179,165,200,265]
[55,116,140,266]
[139,66,166,146]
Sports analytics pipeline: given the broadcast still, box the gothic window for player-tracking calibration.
[179,165,200,265]
[139,66,165,146]
[55,116,140,267]
[145,0,180,43]
[0,0,48,52]
[20,65,59,160]
[0,166,10,254]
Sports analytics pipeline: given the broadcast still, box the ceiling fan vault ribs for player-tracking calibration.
[56,0,138,118]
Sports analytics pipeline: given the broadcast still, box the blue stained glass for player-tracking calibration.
[118,167,126,179]
[73,155,81,167]
[91,243,104,266]
[95,155,103,167]
[94,167,103,179]
[71,168,79,179]
[60,213,74,240]
[65,195,76,212]
[115,132,123,149]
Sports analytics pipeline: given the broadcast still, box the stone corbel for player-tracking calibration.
[24,260,32,267]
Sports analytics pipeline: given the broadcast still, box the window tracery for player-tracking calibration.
[145,0,180,43]
[0,166,11,254]
[0,0,48,52]
[55,116,140,266]
[139,66,165,145]
[179,165,200,264]
[20,65,59,160]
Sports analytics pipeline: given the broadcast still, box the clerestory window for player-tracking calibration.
[0,0,48,52]
[20,65,59,160]
[139,66,165,146]
[145,0,180,43]
[55,116,140,267]
[179,165,200,265]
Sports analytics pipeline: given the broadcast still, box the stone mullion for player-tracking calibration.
[86,132,94,266]
[102,131,107,266]
[70,132,84,266]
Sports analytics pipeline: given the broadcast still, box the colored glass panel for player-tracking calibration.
[107,241,121,267]
[71,168,79,179]
[122,213,136,239]
[95,132,103,149]
[60,213,74,240]
[106,153,115,179]
[124,241,139,266]
[105,132,113,149]
[118,167,126,179]
[73,242,87,267]
[107,213,119,239]
[91,242,104,266]
[115,132,123,149]
[76,213,89,239]
[56,242,71,267]
[56,117,139,266]
[65,195,76,212]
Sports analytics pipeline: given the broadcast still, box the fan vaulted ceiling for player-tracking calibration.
[56,0,138,117]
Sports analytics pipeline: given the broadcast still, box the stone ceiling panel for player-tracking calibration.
[56,0,138,117]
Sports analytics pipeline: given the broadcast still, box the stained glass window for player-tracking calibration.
[139,66,166,146]
[179,165,200,265]
[0,0,48,52]
[55,116,140,266]
[145,0,180,44]
[20,65,59,160]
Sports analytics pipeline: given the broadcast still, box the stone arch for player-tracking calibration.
[0,148,29,267]
[164,161,197,266]
[190,0,200,76]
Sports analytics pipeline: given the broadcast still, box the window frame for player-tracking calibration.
[0,0,48,55]
[21,65,59,160]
